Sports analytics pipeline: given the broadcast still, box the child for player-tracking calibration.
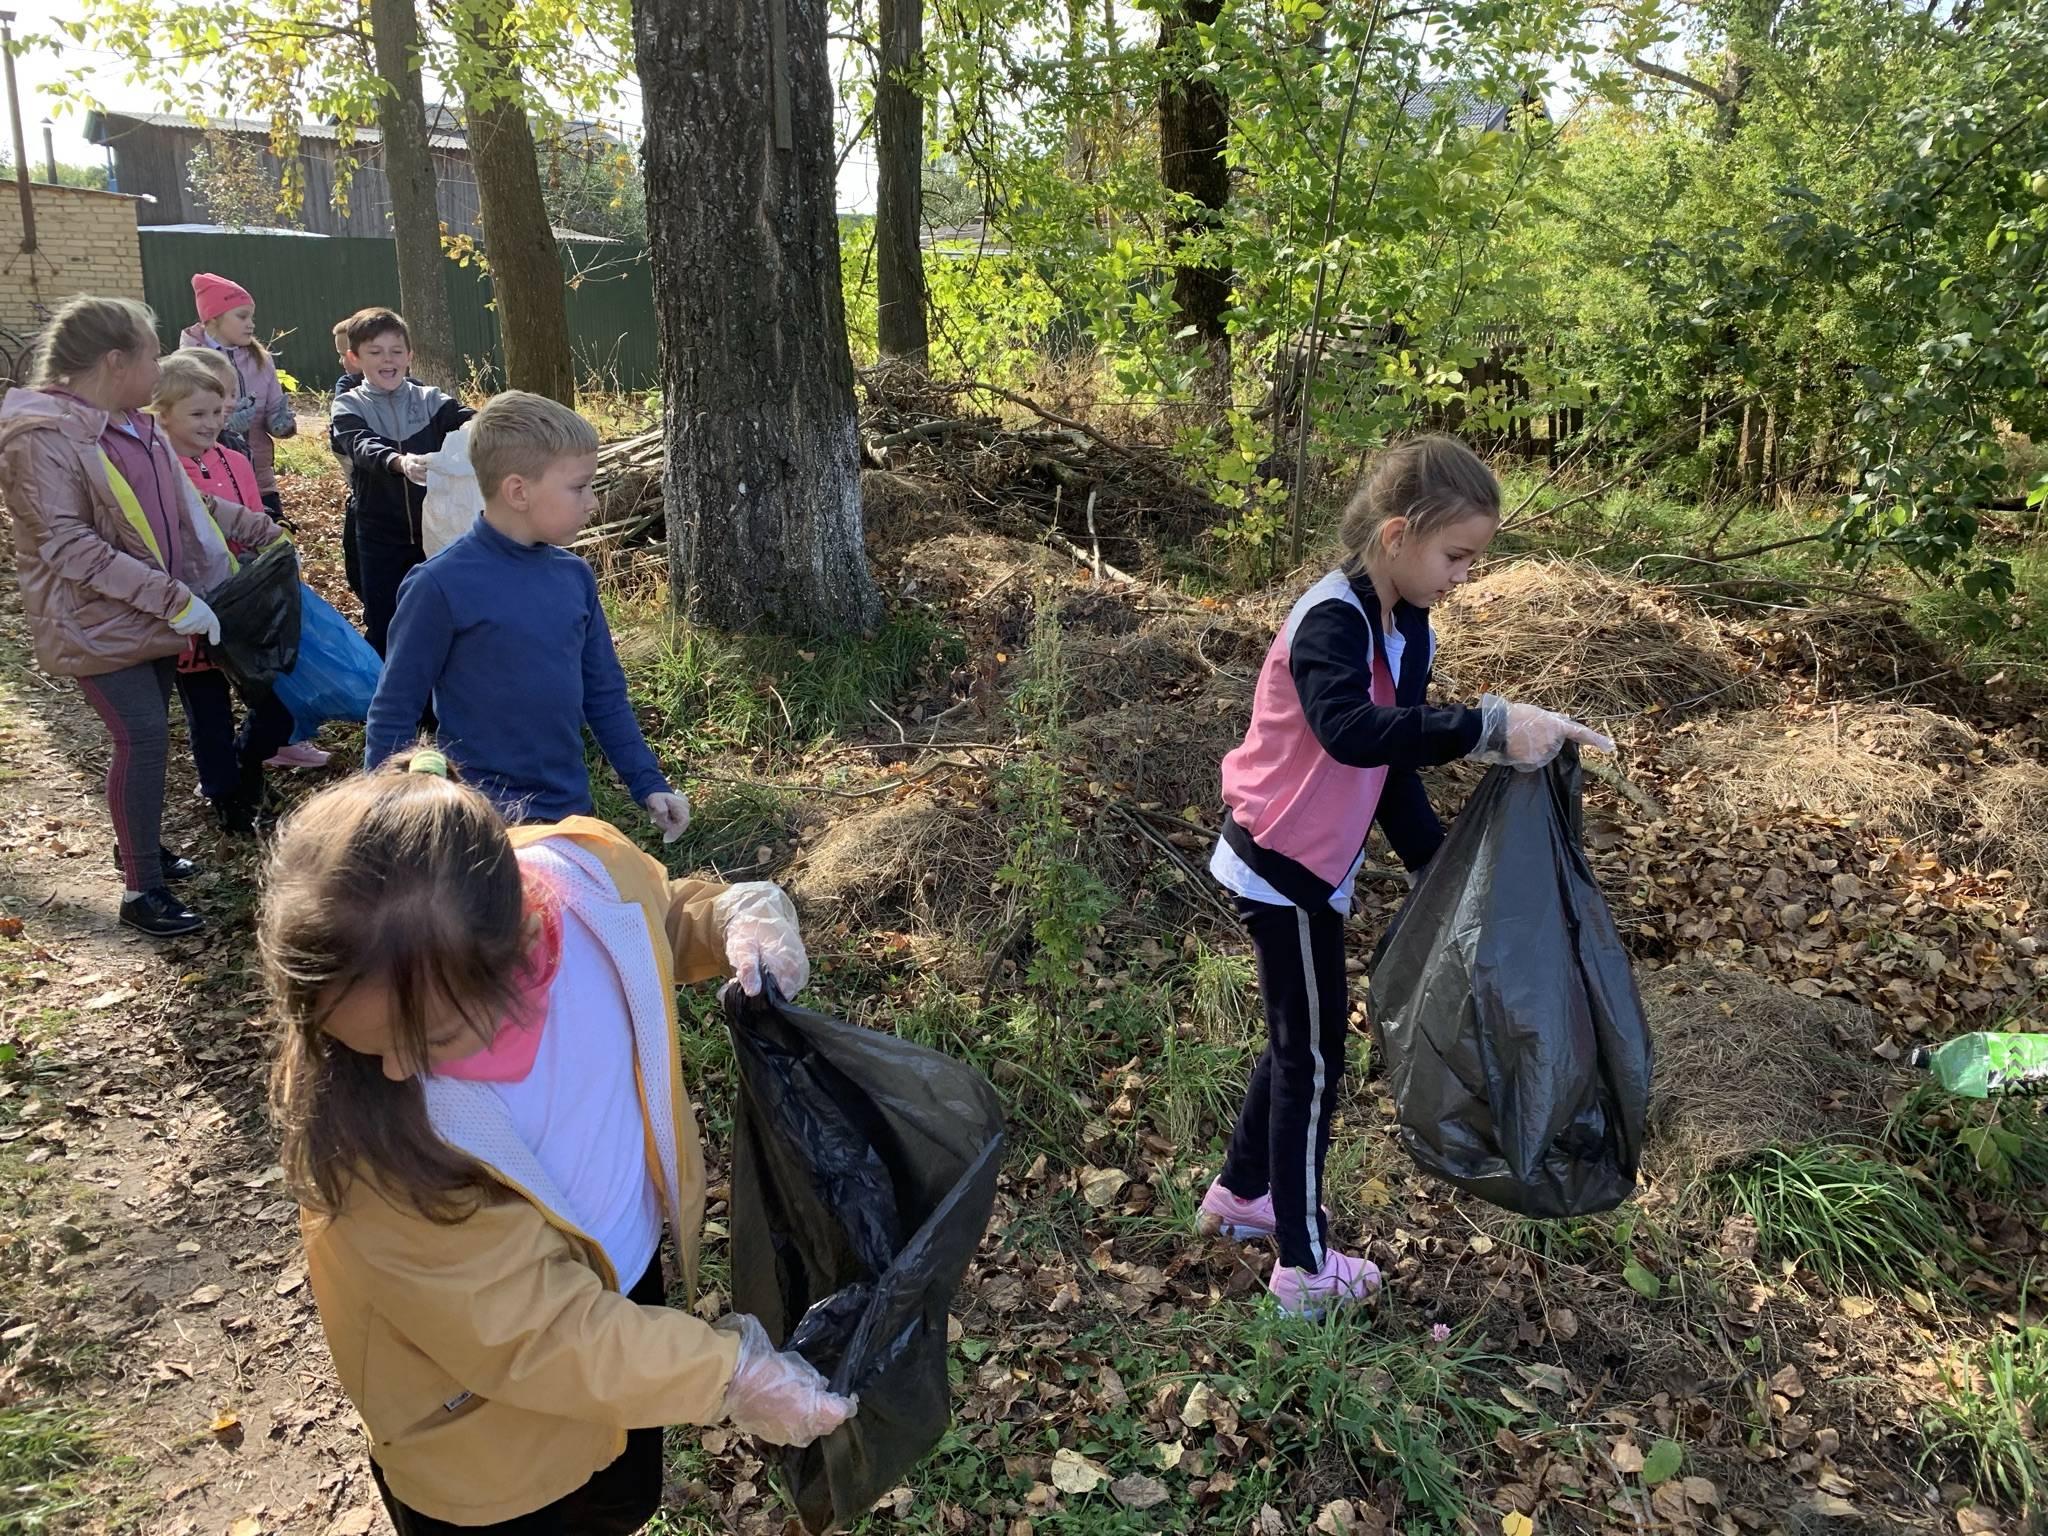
[157,352,334,775]
[329,313,365,599]
[180,273,297,519]
[363,391,690,840]
[262,751,849,1534]
[329,308,474,655]
[0,297,287,935]
[1200,435,1612,1314]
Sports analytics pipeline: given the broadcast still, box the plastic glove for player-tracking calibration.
[643,791,692,844]
[715,881,809,999]
[395,453,431,486]
[1468,694,1614,770]
[169,596,222,646]
[714,1313,856,1447]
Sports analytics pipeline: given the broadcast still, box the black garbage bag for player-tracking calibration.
[725,987,1004,1534]
[204,540,301,691]
[1369,745,1652,1218]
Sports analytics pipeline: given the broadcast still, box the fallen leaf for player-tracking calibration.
[1640,1438,1683,1486]
[1079,1166,1128,1209]
[1181,1380,1216,1428]
[1111,1473,1169,1510]
[85,986,137,1011]
[210,1412,241,1436]
[1682,1476,1721,1507]
[0,915,22,937]
[1622,1259,1663,1299]
[185,1284,225,1308]
[1050,1447,1108,1496]
[1156,1439,1186,1470]
[1501,1513,1534,1536]
[1838,1296,1877,1319]
[1956,1508,2001,1534]
[228,1517,263,1536]
[324,1510,376,1536]
[1610,1436,1645,1474]
[274,1267,306,1297]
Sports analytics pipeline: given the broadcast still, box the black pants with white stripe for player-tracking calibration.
[1219,896,1350,1272]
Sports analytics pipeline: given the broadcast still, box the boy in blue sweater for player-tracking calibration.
[362,391,692,839]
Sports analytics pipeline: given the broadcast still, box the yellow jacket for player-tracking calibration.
[301,818,744,1525]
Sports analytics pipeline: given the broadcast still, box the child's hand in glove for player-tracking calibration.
[715,1314,856,1446]
[1468,694,1614,770]
[714,882,809,999]
[643,791,691,844]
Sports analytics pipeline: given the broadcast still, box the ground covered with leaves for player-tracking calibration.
[1,424,2044,1535]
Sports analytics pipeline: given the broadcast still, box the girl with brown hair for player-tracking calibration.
[263,750,847,1534]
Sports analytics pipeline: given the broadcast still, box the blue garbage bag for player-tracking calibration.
[272,583,380,742]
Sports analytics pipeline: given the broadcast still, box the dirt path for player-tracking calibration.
[0,611,386,1536]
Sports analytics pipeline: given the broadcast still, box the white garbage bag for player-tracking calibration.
[420,423,484,556]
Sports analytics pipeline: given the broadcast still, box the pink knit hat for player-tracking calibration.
[192,272,255,324]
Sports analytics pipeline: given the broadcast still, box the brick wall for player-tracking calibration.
[0,184,145,340]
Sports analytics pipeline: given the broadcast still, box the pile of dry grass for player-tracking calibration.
[1433,559,1760,725]
[1066,679,1250,815]
[1640,961,1886,1180]
[892,532,1069,607]
[785,795,1009,937]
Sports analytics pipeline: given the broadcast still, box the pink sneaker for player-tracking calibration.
[265,741,332,770]
[1195,1179,1332,1243]
[1196,1179,1276,1241]
[1268,1250,1381,1317]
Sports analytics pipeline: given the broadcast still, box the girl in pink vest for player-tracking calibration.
[1201,436,1612,1314]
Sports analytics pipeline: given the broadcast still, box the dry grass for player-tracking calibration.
[785,794,1008,938]
[1432,558,1761,725]
[1657,705,2048,900]
[1640,960,1886,1180]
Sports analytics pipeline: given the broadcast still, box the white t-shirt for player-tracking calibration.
[484,890,662,1287]
[1210,623,1409,914]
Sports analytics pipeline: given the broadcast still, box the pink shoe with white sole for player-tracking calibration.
[1268,1249,1382,1317]
[1196,1179,1277,1241]
[265,740,332,770]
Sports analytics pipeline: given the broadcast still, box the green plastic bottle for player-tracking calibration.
[1909,1032,2048,1099]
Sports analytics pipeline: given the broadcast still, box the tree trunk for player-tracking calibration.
[1157,0,1230,376]
[874,0,929,367]
[367,0,458,388]
[632,0,882,636]
[458,7,577,404]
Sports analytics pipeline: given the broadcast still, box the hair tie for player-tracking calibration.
[407,750,450,779]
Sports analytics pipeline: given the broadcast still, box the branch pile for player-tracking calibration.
[578,378,1231,559]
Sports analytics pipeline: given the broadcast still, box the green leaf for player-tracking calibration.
[1639,1439,1683,1486]
[1621,1260,1663,1300]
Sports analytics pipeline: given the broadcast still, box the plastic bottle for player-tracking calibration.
[1908,1032,2048,1099]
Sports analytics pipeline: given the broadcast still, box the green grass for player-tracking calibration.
[1883,1085,2048,1205]
[1720,1141,1977,1298]
[0,1405,96,1534]
[1910,539,2048,689]
[1917,1324,2048,1511]
[271,431,338,481]
[624,606,962,759]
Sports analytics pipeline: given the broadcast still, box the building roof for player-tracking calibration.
[1400,80,1543,132]
[86,109,471,154]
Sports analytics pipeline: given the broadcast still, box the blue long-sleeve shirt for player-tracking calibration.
[363,516,671,821]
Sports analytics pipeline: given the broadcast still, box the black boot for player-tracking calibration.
[119,887,203,938]
[116,846,202,882]
[213,786,279,836]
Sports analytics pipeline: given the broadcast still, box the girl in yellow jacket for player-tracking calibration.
[261,750,852,1534]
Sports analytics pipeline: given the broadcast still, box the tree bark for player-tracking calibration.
[458,4,577,403]
[1157,0,1230,375]
[632,0,882,635]
[367,0,458,388]
[875,0,929,367]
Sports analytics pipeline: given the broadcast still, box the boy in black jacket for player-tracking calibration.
[329,308,473,654]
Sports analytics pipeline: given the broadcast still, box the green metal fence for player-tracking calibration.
[137,231,660,393]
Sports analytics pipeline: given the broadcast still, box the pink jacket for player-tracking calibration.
[179,324,296,498]
[1218,569,1483,906]
[181,442,266,518]
[0,388,280,678]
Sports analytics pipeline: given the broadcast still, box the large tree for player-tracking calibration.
[1158,0,1231,374]
[454,0,578,402]
[368,0,460,387]
[631,0,881,634]
[874,0,930,366]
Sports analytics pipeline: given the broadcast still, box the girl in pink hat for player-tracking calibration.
[180,272,298,519]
